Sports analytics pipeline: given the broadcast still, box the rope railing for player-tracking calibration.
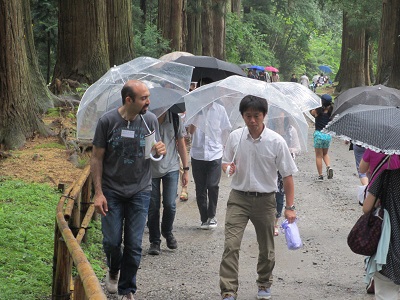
[52,164,106,300]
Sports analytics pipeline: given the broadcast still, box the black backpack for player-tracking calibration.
[171,111,180,139]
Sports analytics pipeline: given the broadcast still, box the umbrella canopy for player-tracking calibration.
[269,82,321,112]
[174,55,246,82]
[159,51,194,62]
[318,65,332,73]
[332,84,400,116]
[76,56,194,141]
[182,76,316,152]
[265,66,279,73]
[148,87,187,116]
[322,105,400,155]
[239,63,253,70]
[249,65,265,71]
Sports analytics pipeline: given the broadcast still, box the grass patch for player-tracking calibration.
[0,180,105,299]
[33,142,65,150]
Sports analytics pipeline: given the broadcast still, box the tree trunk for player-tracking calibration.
[181,0,188,51]
[335,12,366,93]
[52,0,109,92]
[212,0,227,60]
[0,0,51,149]
[186,0,202,55]
[158,0,184,51]
[387,0,400,89]
[107,0,134,66]
[202,0,213,56]
[231,0,241,16]
[376,0,397,85]
[140,0,146,23]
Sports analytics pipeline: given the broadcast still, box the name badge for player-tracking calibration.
[121,130,135,138]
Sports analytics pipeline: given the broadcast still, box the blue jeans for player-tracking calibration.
[191,158,222,223]
[148,170,179,244]
[102,189,151,295]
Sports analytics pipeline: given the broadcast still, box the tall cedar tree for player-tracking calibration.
[0,0,53,149]
[52,0,109,92]
[202,0,213,56]
[386,0,400,89]
[212,0,227,60]
[107,0,135,66]
[186,0,202,55]
[158,0,185,51]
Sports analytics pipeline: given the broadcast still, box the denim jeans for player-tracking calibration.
[102,189,151,295]
[148,170,179,244]
[191,158,222,223]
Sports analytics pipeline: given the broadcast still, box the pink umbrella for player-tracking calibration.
[265,66,279,73]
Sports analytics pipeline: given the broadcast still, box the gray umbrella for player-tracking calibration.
[174,55,246,82]
[332,84,400,116]
[322,105,400,155]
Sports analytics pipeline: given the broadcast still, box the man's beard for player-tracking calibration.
[140,105,149,114]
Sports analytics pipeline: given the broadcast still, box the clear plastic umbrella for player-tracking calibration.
[76,56,194,141]
[183,76,316,152]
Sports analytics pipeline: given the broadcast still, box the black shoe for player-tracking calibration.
[148,242,160,255]
[163,233,178,249]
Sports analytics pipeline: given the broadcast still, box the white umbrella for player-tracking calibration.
[182,76,314,152]
[76,56,194,141]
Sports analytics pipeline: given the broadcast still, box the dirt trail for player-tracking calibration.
[103,129,375,300]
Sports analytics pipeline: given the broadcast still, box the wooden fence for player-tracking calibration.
[52,165,106,299]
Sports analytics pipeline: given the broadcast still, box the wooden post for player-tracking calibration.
[74,275,88,300]
[52,236,73,299]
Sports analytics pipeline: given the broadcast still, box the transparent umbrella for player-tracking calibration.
[76,56,194,141]
[182,76,315,152]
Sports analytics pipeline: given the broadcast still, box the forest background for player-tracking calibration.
[0,0,400,298]
[1,0,400,150]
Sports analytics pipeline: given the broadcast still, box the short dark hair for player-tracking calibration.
[239,95,268,115]
[197,77,213,87]
[121,84,135,105]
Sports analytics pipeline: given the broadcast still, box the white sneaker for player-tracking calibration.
[208,217,218,228]
[105,270,119,294]
[327,167,334,179]
[200,221,209,230]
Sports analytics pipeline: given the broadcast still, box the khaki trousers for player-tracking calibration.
[219,190,276,295]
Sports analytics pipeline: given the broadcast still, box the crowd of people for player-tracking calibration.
[91,76,400,300]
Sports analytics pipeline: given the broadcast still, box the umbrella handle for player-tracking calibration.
[226,165,231,178]
[150,152,163,161]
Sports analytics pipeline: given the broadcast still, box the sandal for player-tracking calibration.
[179,191,188,201]
[274,225,279,236]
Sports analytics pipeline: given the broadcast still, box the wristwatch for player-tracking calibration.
[182,167,190,171]
[285,205,296,211]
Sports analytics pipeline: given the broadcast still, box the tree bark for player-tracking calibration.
[186,0,202,55]
[52,0,109,91]
[212,0,227,60]
[376,0,397,85]
[0,0,51,149]
[202,0,213,56]
[158,0,184,51]
[387,0,400,88]
[335,12,367,93]
[231,0,241,16]
[107,0,135,66]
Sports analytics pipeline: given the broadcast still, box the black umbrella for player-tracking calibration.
[174,55,246,82]
[322,105,400,155]
[332,84,400,116]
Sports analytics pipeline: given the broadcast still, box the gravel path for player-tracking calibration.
[102,129,376,300]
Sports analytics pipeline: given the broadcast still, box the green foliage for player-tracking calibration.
[0,181,60,299]
[31,0,58,83]
[0,180,106,299]
[225,13,273,65]
[133,24,170,58]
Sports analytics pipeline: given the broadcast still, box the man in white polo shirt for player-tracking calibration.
[219,95,298,300]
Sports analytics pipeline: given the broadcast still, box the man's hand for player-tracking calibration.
[181,171,189,187]
[153,141,166,156]
[222,162,236,176]
[284,209,296,223]
[93,193,108,216]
